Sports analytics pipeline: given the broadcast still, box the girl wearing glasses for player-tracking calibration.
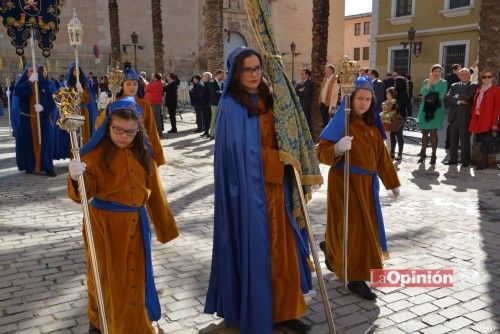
[469,69,500,169]
[67,97,179,333]
[204,47,313,333]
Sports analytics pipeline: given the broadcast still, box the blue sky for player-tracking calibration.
[345,0,372,16]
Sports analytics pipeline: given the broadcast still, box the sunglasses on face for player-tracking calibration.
[482,75,493,79]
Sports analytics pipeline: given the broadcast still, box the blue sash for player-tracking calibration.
[90,198,161,321]
[335,164,388,253]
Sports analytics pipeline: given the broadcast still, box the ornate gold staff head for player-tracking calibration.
[108,68,123,98]
[53,87,84,132]
[339,55,360,97]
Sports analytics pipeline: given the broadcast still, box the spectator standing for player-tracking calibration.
[391,76,411,160]
[208,70,224,139]
[164,73,180,134]
[189,75,203,133]
[318,64,340,127]
[417,64,448,165]
[294,69,314,131]
[370,68,386,112]
[145,73,165,137]
[200,72,213,138]
[469,69,500,169]
[444,69,477,167]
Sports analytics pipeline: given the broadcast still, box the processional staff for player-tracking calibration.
[63,9,110,334]
[67,8,84,145]
[338,56,361,290]
[29,30,42,146]
[5,77,12,137]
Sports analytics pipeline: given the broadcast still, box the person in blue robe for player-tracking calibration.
[204,47,313,334]
[11,66,56,176]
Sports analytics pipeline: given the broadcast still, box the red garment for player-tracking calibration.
[469,85,500,134]
[144,80,164,105]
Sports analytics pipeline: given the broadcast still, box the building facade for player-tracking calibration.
[0,0,344,82]
[371,0,480,86]
[344,13,371,69]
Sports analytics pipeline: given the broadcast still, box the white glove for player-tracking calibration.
[69,159,86,180]
[76,82,83,93]
[28,72,38,82]
[334,136,353,156]
[391,187,400,200]
[34,104,44,113]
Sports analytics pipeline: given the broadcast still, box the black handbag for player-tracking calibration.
[423,91,440,121]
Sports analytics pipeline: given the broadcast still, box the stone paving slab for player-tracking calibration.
[0,110,499,334]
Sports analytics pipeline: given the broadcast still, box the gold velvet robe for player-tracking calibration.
[259,109,306,323]
[95,96,166,167]
[317,115,400,281]
[68,144,178,333]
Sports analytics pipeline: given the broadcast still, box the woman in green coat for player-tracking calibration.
[417,64,447,164]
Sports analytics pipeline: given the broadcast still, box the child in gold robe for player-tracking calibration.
[317,77,400,300]
[67,97,178,333]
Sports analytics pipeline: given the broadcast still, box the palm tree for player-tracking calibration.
[204,0,224,73]
[151,0,165,74]
[478,0,499,75]
[310,0,330,142]
[108,0,121,67]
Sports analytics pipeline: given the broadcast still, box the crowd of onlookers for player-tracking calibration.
[293,62,499,170]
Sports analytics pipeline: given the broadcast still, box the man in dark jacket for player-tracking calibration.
[164,73,180,133]
[200,72,212,138]
[295,69,314,131]
[208,69,224,139]
[189,75,203,133]
[370,68,386,112]
[444,68,477,167]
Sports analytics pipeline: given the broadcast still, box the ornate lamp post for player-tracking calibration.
[67,8,83,87]
[130,31,144,70]
[400,27,416,77]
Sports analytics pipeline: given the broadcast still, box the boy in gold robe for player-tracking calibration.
[317,77,400,300]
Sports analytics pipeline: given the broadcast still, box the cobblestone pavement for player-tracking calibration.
[0,110,499,334]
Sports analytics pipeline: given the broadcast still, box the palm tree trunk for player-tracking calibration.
[478,0,499,76]
[204,0,224,73]
[108,0,121,67]
[151,0,165,74]
[310,0,330,142]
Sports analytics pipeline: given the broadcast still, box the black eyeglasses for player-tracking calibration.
[242,65,262,75]
[481,75,493,79]
[111,125,139,137]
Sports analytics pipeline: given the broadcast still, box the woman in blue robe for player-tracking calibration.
[204,47,313,334]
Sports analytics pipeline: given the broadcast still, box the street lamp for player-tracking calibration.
[400,27,416,77]
[289,41,301,83]
[130,31,144,70]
